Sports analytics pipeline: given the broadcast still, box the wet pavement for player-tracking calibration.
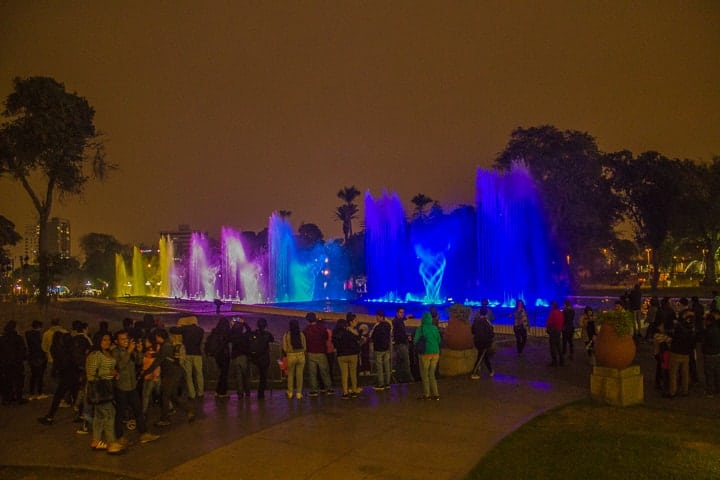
[0,299,716,479]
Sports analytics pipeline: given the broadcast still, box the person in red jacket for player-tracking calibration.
[545,301,564,367]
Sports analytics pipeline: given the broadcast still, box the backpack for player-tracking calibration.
[50,331,74,369]
[204,329,223,356]
[248,330,268,358]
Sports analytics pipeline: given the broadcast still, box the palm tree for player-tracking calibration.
[335,203,359,243]
[337,186,360,205]
[411,193,433,219]
[336,185,361,241]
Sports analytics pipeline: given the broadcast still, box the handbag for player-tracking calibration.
[86,378,115,405]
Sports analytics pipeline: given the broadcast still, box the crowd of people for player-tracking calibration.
[2,291,719,456]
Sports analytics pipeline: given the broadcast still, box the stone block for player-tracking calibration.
[590,365,644,407]
[439,348,476,376]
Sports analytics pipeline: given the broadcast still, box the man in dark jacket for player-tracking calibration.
[561,300,576,360]
[668,314,695,397]
[25,320,47,400]
[229,317,252,398]
[392,307,414,383]
[699,313,720,397]
[170,317,205,399]
[371,310,392,390]
[248,318,274,399]
[0,320,27,404]
[471,308,495,379]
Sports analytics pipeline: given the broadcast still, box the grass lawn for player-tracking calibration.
[467,400,720,480]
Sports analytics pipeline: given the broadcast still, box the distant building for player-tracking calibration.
[24,217,71,262]
[159,224,203,259]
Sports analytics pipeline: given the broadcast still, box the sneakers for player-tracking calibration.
[341,394,351,400]
[91,440,108,451]
[489,370,495,377]
[286,391,293,399]
[295,393,303,400]
[139,432,160,444]
[308,390,319,397]
[37,416,53,426]
[36,394,49,400]
[350,392,359,399]
[372,385,385,391]
[470,374,480,380]
[75,423,90,435]
[432,396,440,401]
[324,389,335,396]
[107,442,125,455]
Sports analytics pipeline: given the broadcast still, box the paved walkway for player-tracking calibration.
[0,299,714,479]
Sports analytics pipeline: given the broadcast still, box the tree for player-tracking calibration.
[297,223,324,249]
[672,157,720,285]
[411,193,433,220]
[80,233,123,292]
[496,125,621,287]
[335,203,359,243]
[607,150,689,289]
[336,185,361,242]
[0,215,21,292]
[0,77,109,303]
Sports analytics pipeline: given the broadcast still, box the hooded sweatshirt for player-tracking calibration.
[414,312,442,355]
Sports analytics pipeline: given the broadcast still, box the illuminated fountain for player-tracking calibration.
[114,253,130,297]
[221,226,263,303]
[131,246,146,296]
[363,164,564,306]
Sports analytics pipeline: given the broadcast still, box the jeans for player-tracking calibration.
[668,353,689,396]
[215,357,230,395]
[394,343,414,383]
[561,330,574,356]
[419,355,439,397]
[307,352,332,391]
[514,326,527,354]
[142,379,160,414]
[704,353,720,395]
[93,401,116,444]
[286,351,306,396]
[548,330,562,365]
[374,350,391,387]
[160,364,193,421]
[114,388,147,437]
[473,346,492,374]
[231,355,251,395]
[46,368,80,419]
[28,359,47,395]
[181,354,204,398]
[337,355,358,394]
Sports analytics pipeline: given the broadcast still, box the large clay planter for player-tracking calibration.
[594,321,636,369]
[443,316,473,350]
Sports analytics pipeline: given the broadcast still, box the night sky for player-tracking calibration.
[1,2,718,259]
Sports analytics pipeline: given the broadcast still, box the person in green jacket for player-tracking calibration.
[414,312,442,400]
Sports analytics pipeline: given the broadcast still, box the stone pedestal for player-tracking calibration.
[439,348,476,376]
[590,365,644,407]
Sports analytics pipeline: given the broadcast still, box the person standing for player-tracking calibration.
[248,318,274,399]
[229,316,252,398]
[512,300,529,355]
[112,330,159,446]
[579,306,597,365]
[282,319,306,400]
[470,307,495,379]
[392,307,414,383]
[561,300,576,360]
[371,310,392,391]
[668,313,695,397]
[143,329,195,427]
[414,312,441,400]
[41,318,66,377]
[0,320,27,404]
[86,333,121,453]
[26,320,48,400]
[546,301,564,367]
[170,317,205,400]
[210,317,232,398]
[699,313,720,397]
[333,314,361,399]
[304,312,333,396]
[629,283,643,338]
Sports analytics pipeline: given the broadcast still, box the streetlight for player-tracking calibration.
[644,248,652,271]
